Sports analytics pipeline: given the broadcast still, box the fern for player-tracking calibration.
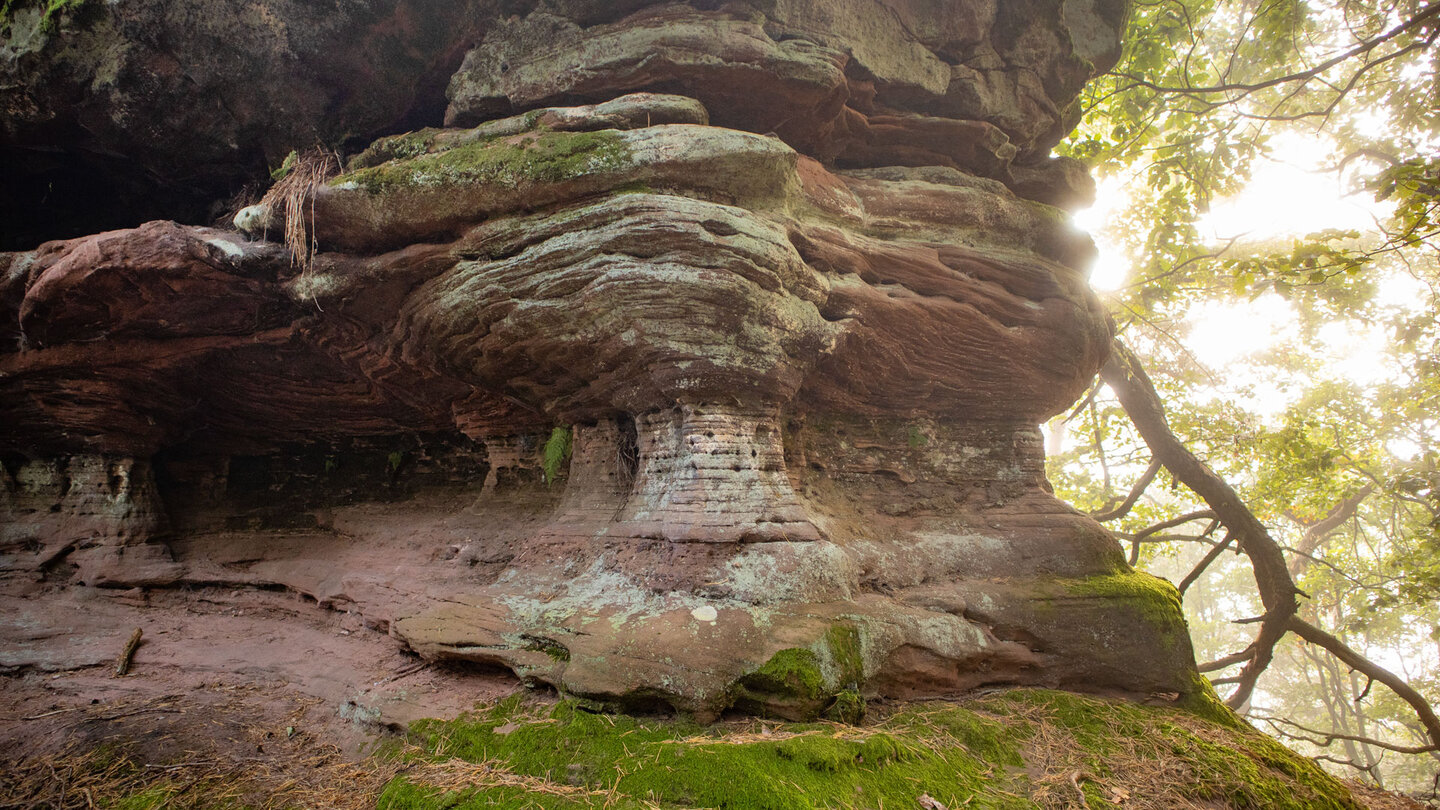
[542,427,573,485]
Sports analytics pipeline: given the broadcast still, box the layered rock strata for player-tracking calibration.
[1,0,1196,718]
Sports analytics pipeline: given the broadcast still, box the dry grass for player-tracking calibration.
[0,739,404,810]
[258,147,340,274]
[402,758,603,799]
[1344,780,1435,810]
[995,698,1212,810]
[0,688,399,810]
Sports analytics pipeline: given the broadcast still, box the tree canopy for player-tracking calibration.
[1056,0,1440,796]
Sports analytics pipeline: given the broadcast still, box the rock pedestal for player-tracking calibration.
[0,0,1196,719]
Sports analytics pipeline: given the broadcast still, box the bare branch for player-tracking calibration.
[1287,485,1375,576]
[1132,509,1220,540]
[1256,711,1435,755]
[1120,531,1226,545]
[1120,236,1244,291]
[1118,508,1221,565]
[1178,530,1234,595]
[1063,379,1103,424]
[1092,458,1164,522]
[1090,396,1113,497]
[1289,617,1440,750]
[1200,647,1258,673]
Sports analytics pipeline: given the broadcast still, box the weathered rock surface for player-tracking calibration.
[1,0,502,248]
[0,0,1197,721]
[2,0,1119,249]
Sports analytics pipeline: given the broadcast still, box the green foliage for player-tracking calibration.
[1048,0,1440,784]
[542,427,573,485]
[1221,232,1374,303]
[378,691,1362,810]
[1374,156,1440,252]
[1055,0,1440,789]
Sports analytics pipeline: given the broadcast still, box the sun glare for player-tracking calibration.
[1073,175,1130,291]
[1200,133,1388,243]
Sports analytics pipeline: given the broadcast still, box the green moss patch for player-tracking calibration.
[339,130,632,195]
[0,0,99,32]
[379,690,1362,810]
[8,690,1363,809]
[732,624,869,721]
[347,128,451,170]
[744,648,828,701]
[383,697,1029,810]
[1059,571,1190,650]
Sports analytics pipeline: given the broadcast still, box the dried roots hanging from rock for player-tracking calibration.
[259,148,341,273]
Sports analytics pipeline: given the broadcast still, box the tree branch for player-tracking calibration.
[1289,616,1440,750]
[1131,509,1220,540]
[1092,458,1163,522]
[1199,646,1257,673]
[1101,339,1301,709]
[1112,1,1440,95]
[1178,530,1234,595]
[1287,485,1374,577]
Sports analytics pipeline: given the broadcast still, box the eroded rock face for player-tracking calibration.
[0,0,1198,719]
[1,0,503,248]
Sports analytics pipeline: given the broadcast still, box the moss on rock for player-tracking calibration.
[339,130,632,195]
[1060,570,1191,651]
[825,623,865,687]
[0,0,99,32]
[735,647,829,716]
[731,623,869,721]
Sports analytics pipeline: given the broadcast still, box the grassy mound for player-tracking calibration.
[377,689,1360,810]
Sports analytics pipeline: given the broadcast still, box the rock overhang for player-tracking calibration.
[0,0,1195,720]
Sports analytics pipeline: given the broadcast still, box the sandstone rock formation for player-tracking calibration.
[1,0,1197,719]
